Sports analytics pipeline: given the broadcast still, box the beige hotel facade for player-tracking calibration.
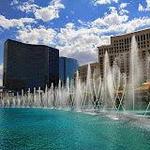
[98,28,150,80]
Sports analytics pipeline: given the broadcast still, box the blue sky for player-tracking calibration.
[0,0,150,71]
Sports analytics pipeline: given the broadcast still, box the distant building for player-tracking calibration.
[59,57,78,83]
[98,28,150,79]
[77,62,100,82]
[3,39,59,92]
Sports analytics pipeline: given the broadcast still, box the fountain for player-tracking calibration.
[127,36,144,111]
[0,36,150,118]
[74,71,82,111]
[103,51,114,109]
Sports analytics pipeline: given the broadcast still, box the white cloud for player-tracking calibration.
[0,14,36,29]
[138,0,150,11]
[17,0,65,22]
[93,0,119,5]
[92,7,128,28]
[18,1,39,13]
[119,3,128,9]
[56,22,111,64]
[16,26,57,46]
[138,4,144,11]
[35,0,65,22]
[10,0,19,6]
[0,64,3,86]
[91,7,150,33]
[122,17,150,33]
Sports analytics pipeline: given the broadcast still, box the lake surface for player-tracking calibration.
[0,108,150,150]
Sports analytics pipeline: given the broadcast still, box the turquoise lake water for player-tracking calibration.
[0,108,149,150]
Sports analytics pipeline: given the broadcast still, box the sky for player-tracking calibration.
[0,0,150,84]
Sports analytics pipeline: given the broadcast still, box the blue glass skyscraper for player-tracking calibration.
[59,57,78,83]
[3,39,59,92]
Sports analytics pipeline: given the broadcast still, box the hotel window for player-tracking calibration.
[143,34,146,41]
[137,35,140,42]
[147,41,150,47]
[146,33,149,40]
[127,38,129,44]
[143,41,146,48]
[124,39,127,45]
[141,35,143,41]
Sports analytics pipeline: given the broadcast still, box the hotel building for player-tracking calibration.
[98,28,150,79]
[3,39,59,92]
